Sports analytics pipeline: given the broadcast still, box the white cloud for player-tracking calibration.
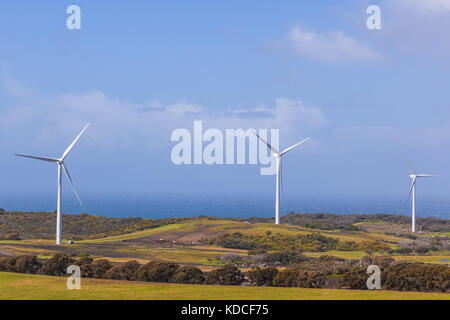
[286,26,382,63]
[0,74,325,151]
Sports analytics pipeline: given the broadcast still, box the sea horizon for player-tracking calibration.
[1,192,448,220]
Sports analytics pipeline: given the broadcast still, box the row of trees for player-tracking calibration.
[340,261,449,292]
[0,254,244,286]
[0,254,447,292]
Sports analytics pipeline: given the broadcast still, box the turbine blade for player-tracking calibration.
[406,176,416,202]
[416,174,437,177]
[14,154,59,162]
[60,123,90,161]
[61,162,82,206]
[403,153,415,174]
[252,130,279,154]
[281,137,311,155]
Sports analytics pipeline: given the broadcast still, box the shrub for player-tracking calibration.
[272,267,326,288]
[171,266,205,284]
[0,257,17,272]
[205,265,244,286]
[262,250,308,265]
[74,257,94,278]
[248,267,278,286]
[14,255,41,274]
[220,253,245,264]
[41,254,75,276]
[414,247,430,255]
[372,256,395,269]
[340,267,368,290]
[105,260,140,281]
[136,261,180,282]
[383,262,449,292]
[393,247,413,255]
[90,259,113,279]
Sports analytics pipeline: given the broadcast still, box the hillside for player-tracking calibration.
[0,210,449,242]
[0,210,186,240]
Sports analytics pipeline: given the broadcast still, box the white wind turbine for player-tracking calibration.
[254,131,310,224]
[15,123,90,245]
[404,154,437,233]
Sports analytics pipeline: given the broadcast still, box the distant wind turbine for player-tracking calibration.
[254,131,310,224]
[404,154,437,233]
[15,123,90,245]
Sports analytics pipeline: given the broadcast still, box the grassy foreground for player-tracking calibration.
[0,272,448,300]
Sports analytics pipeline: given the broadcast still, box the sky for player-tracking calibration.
[0,0,450,210]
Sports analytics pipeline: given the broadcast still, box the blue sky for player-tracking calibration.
[1,1,450,208]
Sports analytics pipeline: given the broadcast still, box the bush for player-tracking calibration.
[105,260,140,281]
[372,256,395,269]
[272,267,326,288]
[90,259,113,279]
[74,257,94,277]
[248,267,278,286]
[41,254,75,276]
[14,255,41,274]
[136,261,180,282]
[340,267,368,290]
[262,250,308,265]
[171,266,205,284]
[359,255,395,269]
[384,262,449,292]
[205,265,244,286]
[220,253,245,264]
[393,247,413,255]
[0,257,16,272]
[414,247,430,255]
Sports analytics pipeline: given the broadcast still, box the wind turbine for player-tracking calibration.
[404,154,436,233]
[254,131,310,224]
[15,123,90,245]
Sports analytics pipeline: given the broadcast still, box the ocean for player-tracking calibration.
[0,192,448,220]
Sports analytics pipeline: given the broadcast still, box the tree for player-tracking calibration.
[171,266,205,284]
[136,261,180,282]
[41,254,75,276]
[105,260,140,281]
[90,259,113,278]
[205,265,244,286]
[248,267,278,286]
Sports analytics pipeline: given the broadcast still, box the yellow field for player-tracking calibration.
[0,272,448,300]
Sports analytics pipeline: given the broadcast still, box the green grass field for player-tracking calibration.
[0,272,448,300]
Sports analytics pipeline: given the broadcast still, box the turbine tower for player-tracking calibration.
[404,154,436,233]
[15,123,90,245]
[254,131,310,224]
